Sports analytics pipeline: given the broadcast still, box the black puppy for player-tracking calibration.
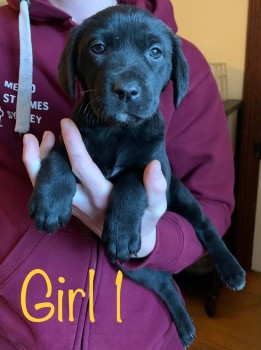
[29,5,245,347]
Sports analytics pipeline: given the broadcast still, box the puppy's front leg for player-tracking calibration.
[102,170,147,263]
[29,146,76,233]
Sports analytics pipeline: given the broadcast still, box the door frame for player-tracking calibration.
[234,0,261,269]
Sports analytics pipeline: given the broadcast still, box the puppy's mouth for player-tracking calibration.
[114,112,142,124]
[106,112,150,125]
[115,112,130,123]
[91,102,149,125]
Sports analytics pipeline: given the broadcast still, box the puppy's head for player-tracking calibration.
[59,5,189,124]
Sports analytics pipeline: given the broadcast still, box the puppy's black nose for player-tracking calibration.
[113,81,141,102]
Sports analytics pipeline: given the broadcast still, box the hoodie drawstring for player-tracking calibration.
[15,0,33,133]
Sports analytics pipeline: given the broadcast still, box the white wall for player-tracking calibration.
[171,0,248,99]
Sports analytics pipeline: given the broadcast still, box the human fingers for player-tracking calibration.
[133,161,167,258]
[39,131,55,159]
[143,160,167,218]
[61,118,113,206]
[23,131,55,186]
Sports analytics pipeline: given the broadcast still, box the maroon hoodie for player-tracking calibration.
[0,0,234,349]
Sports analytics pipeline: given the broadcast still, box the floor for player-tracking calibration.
[182,270,261,350]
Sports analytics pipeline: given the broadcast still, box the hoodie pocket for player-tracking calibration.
[0,225,48,288]
[0,225,47,288]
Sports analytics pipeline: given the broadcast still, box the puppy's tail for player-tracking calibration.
[121,267,195,347]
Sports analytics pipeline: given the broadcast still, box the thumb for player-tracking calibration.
[143,160,167,217]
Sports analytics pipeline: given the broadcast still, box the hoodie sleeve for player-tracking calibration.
[126,39,235,274]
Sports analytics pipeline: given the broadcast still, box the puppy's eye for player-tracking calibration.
[149,47,162,59]
[91,43,106,54]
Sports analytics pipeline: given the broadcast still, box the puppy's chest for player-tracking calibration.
[83,126,161,181]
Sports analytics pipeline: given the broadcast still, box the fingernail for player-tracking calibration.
[153,160,162,177]
[42,131,48,141]
[61,118,70,132]
[23,134,29,145]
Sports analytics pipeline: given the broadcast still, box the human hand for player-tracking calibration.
[23,118,167,258]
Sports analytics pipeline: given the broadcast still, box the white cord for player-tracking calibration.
[15,0,33,133]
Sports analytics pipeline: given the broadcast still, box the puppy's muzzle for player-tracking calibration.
[113,80,141,102]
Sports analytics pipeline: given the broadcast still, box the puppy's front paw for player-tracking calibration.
[102,217,141,263]
[29,190,72,233]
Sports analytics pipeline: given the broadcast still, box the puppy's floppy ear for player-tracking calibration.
[171,34,189,108]
[59,25,84,99]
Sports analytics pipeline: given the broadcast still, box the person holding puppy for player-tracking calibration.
[0,0,234,349]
